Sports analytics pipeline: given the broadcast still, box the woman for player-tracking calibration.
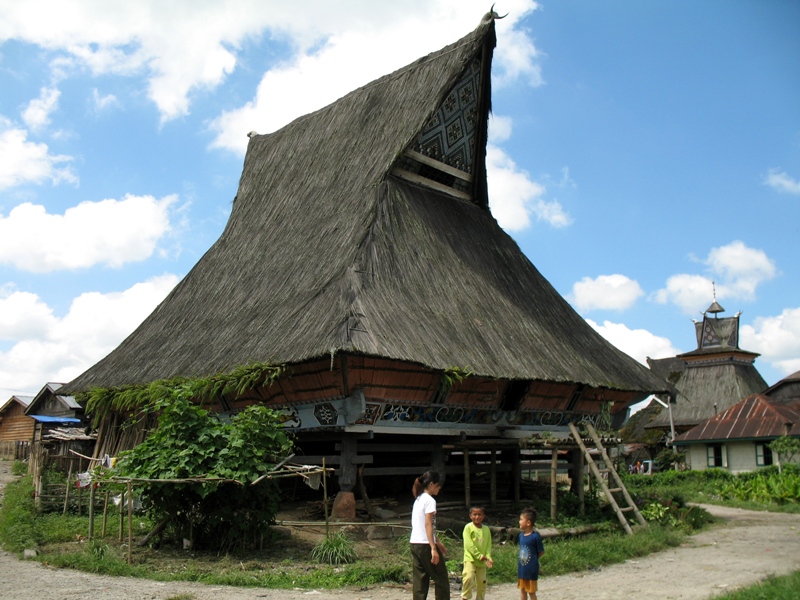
[410,470,450,600]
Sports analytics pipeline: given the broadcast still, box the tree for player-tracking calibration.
[769,436,800,474]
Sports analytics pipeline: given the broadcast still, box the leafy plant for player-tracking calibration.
[111,385,293,551]
[311,531,358,565]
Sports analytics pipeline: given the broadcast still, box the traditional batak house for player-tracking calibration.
[646,296,768,442]
[61,13,670,511]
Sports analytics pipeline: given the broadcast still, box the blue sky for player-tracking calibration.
[1,0,798,404]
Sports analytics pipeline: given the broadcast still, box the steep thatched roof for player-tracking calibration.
[63,17,668,398]
[646,357,768,429]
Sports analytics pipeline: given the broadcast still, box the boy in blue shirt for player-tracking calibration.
[517,508,544,600]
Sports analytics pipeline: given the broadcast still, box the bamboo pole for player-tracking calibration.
[118,491,124,542]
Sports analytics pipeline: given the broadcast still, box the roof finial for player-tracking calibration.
[481,4,509,24]
[705,280,725,316]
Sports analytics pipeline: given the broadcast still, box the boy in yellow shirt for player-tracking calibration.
[461,506,493,600]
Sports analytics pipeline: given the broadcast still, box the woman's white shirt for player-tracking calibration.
[410,491,437,544]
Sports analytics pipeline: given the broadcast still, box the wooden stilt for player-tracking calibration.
[577,449,585,516]
[550,447,558,522]
[463,450,471,508]
[512,447,521,506]
[489,450,497,508]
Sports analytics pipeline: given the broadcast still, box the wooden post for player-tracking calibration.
[101,490,109,537]
[550,447,558,522]
[88,484,96,540]
[77,484,83,517]
[118,490,124,542]
[489,449,497,508]
[512,446,521,506]
[63,458,74,515]
[322,458,330,538]
[127,480,133,564]
[463,450,471,508]
[577,449,585,517]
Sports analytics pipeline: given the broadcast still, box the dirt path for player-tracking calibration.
[1,460,799,600]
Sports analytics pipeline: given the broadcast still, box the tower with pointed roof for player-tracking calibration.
[647,292,768,438]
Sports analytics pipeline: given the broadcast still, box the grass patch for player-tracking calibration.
[487,524,686,583]
[714,571,800,600]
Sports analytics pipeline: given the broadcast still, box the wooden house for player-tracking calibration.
[0,394,34,459]
[25,383,95,460]
[61,13,670,509]
[673,393,800,473]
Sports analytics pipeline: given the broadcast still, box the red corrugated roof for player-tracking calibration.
[674,393,800,443]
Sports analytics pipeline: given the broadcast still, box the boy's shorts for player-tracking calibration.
[517,578,538,593]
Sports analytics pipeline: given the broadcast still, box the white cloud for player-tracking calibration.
[487,144,571,231]
[0,1,540,125]
[489,114,513,144]
[0,117,77,190]
[21,86,60,131]
[764,169,800,195]
[0,275,179,394]
[586,319,680,366]
[740,307,800,377]
[570,274,644,312]
[0,194,176,272]
[91,88,120,112]
[654,241,777,314]
[0,288,57,340]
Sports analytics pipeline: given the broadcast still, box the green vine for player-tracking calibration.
[80,362,286,422]
[433,365,474,403]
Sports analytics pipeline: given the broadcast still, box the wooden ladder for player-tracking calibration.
[568,422,647,535]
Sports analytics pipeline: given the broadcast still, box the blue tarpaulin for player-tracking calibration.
[30,415,81,423]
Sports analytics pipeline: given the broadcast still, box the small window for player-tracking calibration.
[707,444,723,468]
[755,443,773,467]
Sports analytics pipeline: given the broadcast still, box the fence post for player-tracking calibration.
[88,484,96,539]
[127,480,133,565]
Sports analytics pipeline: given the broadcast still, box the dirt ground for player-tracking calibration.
[1,460,799,600]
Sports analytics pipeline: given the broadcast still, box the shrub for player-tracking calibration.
[112,386,293,551]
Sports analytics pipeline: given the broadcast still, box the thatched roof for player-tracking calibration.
[63,17,668,398]
[646,356,768,429]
